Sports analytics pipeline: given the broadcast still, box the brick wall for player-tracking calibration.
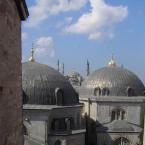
[0,0,23,144]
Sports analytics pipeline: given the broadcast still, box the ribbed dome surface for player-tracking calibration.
[22,62,79,105]
[80,66,145,97]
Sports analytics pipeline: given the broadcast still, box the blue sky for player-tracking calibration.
[22,0,145,82]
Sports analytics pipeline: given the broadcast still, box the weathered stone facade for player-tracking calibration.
[80,57,145,145]
[0,0,28,144]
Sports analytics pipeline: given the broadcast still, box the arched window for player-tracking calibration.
[55,88,64,105]
[55,140,62,145]
[111,111,116,121]
[111,108,126,121]
[114,137,130,145]
[127,87,135,96]
[94,87,101,96]
[122,111,126,120]
[51,117,73,131]
[23,90,29,104]
[102,88,110,96]
[65,118,71,131]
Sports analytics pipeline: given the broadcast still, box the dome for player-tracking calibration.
[80,57,145,97]
[22,61,79,105]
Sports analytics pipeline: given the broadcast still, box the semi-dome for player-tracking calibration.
[22,51,78,105]
[80,56,145,97]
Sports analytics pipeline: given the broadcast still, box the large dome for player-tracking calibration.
[80,58,145,97]
[22,61,79,105]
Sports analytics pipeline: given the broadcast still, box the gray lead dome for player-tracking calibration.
[80,66,145,97]
[22,62,79,105]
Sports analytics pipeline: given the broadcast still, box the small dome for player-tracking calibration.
[22,61,79,105]
[80,65,145,97]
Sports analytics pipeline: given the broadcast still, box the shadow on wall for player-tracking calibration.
[85,115,113,145]
[84,115,141,145]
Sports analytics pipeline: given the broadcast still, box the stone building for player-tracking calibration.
[66,70,83,92]
[22,51,145,145]
[23,49,86,145]
[79,56,145,145]
[0,0,28,145]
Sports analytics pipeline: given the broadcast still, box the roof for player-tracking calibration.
[80,66,145,97]
[22,61,79,105]
[14,0,29,20]
[96,120,142,133]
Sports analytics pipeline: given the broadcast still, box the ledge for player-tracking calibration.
[48,129,86,136]
[23,104,84,110]
[14,0,29,20]
[80,96,145,103]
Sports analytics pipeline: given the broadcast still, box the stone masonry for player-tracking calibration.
[0,0,28,145]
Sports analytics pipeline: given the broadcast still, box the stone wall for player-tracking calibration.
[48,133,85,145]
[0,0,22,144]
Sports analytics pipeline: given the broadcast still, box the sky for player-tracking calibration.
[22,0,145,82]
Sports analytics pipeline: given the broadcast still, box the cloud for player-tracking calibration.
[22,32,28,40]
[35,37,55,58]
[65,0,128,40]
[56,16,73,28]
[25,0,88,27]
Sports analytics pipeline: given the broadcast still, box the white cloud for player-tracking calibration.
[25,0,88,27]
[65,0,128,40]
[56,16,73,28]
[22,32,28,40]
[65,17,73,24]
[35,37,55,58]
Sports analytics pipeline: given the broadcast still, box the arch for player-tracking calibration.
[102,87,110,96]
[111,111,116,121]
[55,88,64,105]
[114,137,130,145]
[127,87,135,96]
[65,118,71,131]
[23,90,29,104]
[111,108,126,121]
[55,140,62,145]
[122,110,126,120]
[94,87,101,96]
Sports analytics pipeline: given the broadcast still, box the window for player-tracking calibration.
[122,111,126,120]
[55,88,64,105]
[23,91,29,104]
[127,87,135,96]
[111,111,116,121]
[102,88,110,96]
[51,117,73,131]
[94,87,101,96]
[65,118,71,131]
[111,108,126,121]
[114,137,130,145]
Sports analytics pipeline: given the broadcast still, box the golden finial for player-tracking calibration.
[108,53,116,67]
[29,43,35,62]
